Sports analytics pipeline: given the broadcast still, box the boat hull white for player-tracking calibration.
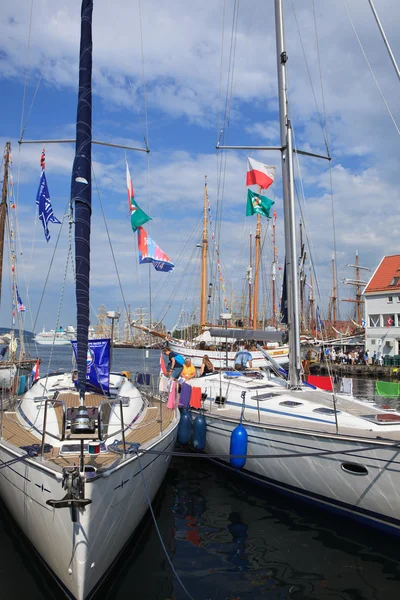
[169,341,289,369]
[198,414,400,534]
[0,424,178,600]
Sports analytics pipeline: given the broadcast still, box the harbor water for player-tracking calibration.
[1,347,400,600]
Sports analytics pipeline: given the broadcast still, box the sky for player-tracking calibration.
[0,0,399,335]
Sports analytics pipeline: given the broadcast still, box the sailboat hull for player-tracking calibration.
[0,424,178,600]
[169,341,289,368]
[198,415,400,535]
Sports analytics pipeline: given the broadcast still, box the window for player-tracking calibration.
[313,407,341,415]
[389,277,400,287]
[388,296,393,303]
[369,314,380,327]
[371,339,376,345]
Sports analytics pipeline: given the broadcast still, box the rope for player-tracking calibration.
[342,0,400,137]
[19,0,34,140]
[136,451,196,600]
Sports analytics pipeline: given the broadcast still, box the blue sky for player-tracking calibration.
[1,0,399,335]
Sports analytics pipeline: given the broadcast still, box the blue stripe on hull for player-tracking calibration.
[208,456,400,537]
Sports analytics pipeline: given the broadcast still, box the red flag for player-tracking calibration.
[40,149,45,170]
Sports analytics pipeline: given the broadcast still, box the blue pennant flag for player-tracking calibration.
[71,338,110,394]
[36,169,61,242]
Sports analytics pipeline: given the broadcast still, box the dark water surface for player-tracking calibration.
[1,348,399,600]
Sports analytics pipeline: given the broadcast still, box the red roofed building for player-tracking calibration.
[363,255,400,361]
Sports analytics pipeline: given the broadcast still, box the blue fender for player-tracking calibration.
[192,414,207,451]
[177,409,192,446]
[230,424,248,469]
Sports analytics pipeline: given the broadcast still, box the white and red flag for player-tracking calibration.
[246,157,275,190]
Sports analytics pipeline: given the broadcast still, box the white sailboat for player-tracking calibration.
[0,3,179,599]
[183,0,400,535]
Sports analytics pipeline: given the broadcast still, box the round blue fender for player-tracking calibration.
[192,414,207,451]
[230,424,248,469]
[177,409,192,446]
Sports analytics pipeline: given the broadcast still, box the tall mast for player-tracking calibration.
[331,256,337,324]
[275,0,301,387]
[199,176,208,329]
[248,232,253,327]
[0,142,11,305]
[71,0,93,401]
[342,250,370,325]
[252,209,261,330]
[309,263,315,334]
[272,210,277,328]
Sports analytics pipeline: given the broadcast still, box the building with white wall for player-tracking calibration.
[363,255,400,361]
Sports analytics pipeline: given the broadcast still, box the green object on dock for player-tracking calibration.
[375,380,400,398]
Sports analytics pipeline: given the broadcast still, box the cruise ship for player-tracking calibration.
[34,326,96,346]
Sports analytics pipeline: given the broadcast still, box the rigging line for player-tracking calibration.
[136,453,196,600]
[367,0,400,83]
[91,165,130,322]
[19,0,34,140]
[14,144,36,337]
[109,0,148,145]
[216,0,227,145]
[342,0,400,137]
[30,203,69,336]
[289,0,329,155]
[311,0,340,317]
[20,57,49,142]
[138,0,150,148]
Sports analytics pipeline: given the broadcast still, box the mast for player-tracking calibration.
[309,263,315,334]
[342,250,369,324]
[272,210,277,328]
[331,256,337,324]
[71,0,93,401]
[275,0,301,387]
[248,233,253,327]
[252,210,261,330]
[199,177,208,329]
[0,142,11,305]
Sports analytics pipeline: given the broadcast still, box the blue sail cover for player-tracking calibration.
[71,0,93,399]
[71,339,110,394]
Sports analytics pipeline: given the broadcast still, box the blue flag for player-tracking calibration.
[71,338,110,393]
[36,170,61,242]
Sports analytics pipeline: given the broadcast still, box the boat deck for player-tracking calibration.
[1,399,174,471]
[202,388,400,443]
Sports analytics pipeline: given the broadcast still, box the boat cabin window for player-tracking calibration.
[279,401,303,407]
[313,407,340,415]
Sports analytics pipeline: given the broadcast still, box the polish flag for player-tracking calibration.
[246,157,276,190]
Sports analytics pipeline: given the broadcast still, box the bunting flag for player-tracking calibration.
[16,286,26,312]
[31,359,40,383]
[246,189,274,218]
[126,161,151,231]
[36,150,61,242]
[246,157,276,189]
[137,226,175,272]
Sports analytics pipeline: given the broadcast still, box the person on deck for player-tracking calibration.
[163,348,185,380]
[234,346,253,370]
[181,358,196,381]
[199,355,214,376]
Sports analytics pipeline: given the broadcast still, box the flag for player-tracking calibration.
[36,151,61,242]
[126,161,151,232]
[246,157,276,189]
[71,339,110,393]
[361,318,366,327]
[387,316,393,327]
[246,189,274,218]
[31,359,40,383]
[16,286,26,312]
[316,306,324,331]
[137,226,175,272]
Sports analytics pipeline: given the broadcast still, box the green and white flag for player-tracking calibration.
[246,189,274,218]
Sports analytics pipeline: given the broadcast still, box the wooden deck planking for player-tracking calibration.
[1,400,175,470]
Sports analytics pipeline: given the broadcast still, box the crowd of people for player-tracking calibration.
[162,344,255,381]
[315,347,385,366]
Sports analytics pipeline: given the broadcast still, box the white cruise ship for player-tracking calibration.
[34,326,96,346]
